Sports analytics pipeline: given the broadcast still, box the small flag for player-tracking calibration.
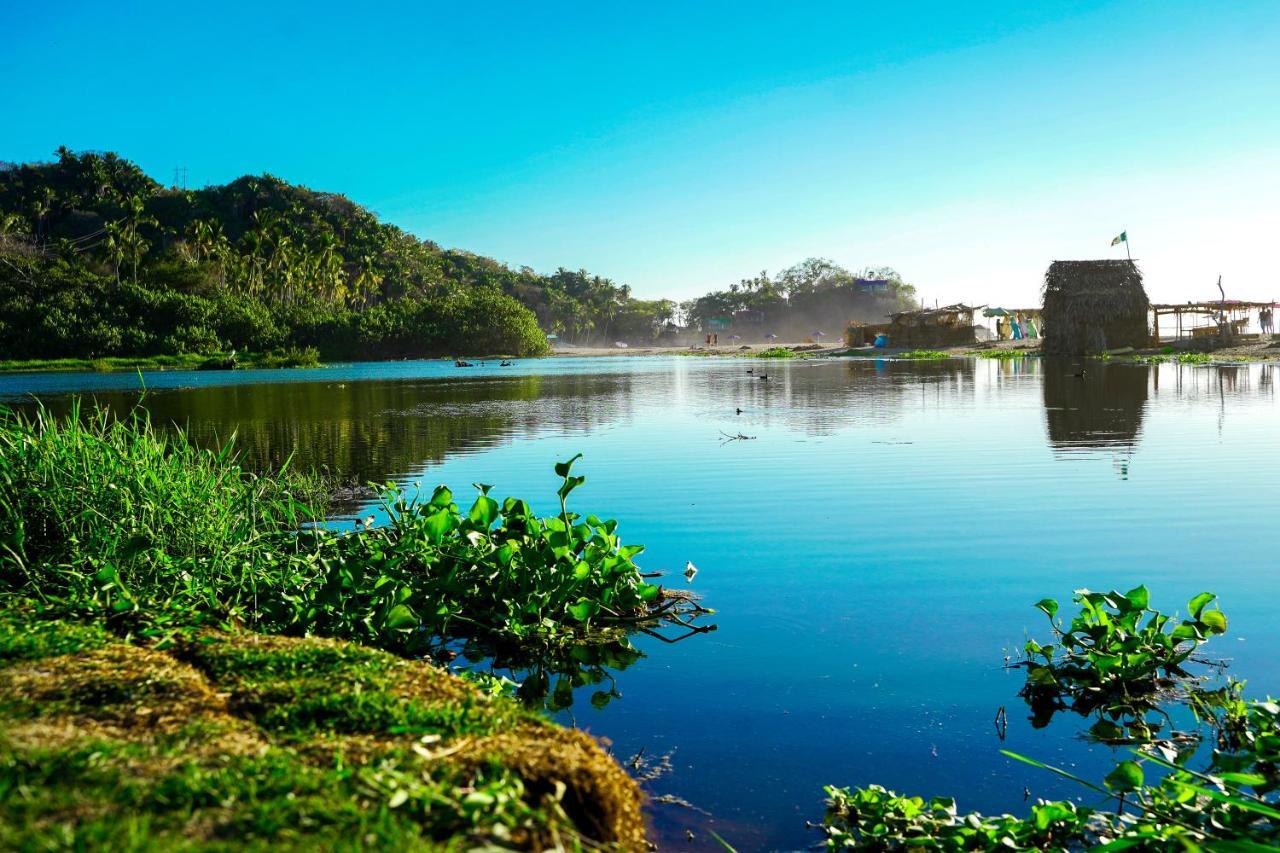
[1111,231,1127,246]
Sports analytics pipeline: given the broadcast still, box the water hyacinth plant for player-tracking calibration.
[1018,586,1227,739]
[0,404,712,655]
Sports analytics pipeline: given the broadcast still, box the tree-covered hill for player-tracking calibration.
[0,148,919,363]
[0,148,659,360]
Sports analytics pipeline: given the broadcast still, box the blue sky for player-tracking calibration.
[4,1,1278,305]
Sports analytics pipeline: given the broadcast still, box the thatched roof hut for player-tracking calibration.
[882,304,978,348]
[1042,261,1149,355]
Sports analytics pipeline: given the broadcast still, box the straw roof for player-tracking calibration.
[1042,260,1149,355]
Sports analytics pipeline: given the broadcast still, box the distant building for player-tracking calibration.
[854,278,891,295]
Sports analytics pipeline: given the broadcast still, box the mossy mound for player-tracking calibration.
[0,612,645,850]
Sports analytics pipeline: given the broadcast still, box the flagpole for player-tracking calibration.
[1125,228,1131,261]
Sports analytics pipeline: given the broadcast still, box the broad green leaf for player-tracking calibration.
[1124,585,1149,611]
[1034,598,1058,619]
[423,509,456,544]
[467,495,499,528]
[384,604,418,631]
[1103,760,1143,792]
[428,485,453,508]
[1188,591,1216,619]
[1200,609,1227,635]
[567,599,598,621]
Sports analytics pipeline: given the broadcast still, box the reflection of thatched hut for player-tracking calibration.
[1043,362,1147,452]
[1042,261,1149,355]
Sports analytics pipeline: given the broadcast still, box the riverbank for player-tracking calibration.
[0,347,324,373]
[0,404,708,849]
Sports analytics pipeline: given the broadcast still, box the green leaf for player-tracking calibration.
[637,582,661,603]
[1034,598,1058,619]
[384,604,418,631]
[1199,609,1227,635]
[1104,760,1144,792]
[554,453,584,478]
[567,599,598,622]
[423,509,456,545]
[467,495,499,528]
[1188,592,1216,619]
[428,485,453,508]
[1123,585,1149,611]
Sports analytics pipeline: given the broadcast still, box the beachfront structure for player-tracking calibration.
[1149,300,1277,344]
[845,304,979,348]
[886,304,979,348]
[1042,260,1149,355]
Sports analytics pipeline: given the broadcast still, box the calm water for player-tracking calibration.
[5,356,1279,850]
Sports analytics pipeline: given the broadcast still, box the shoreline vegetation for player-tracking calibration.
[4,336,1279,375]
[0,403,711,849]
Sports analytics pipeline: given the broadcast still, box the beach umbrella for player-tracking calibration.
[730,334,741,342]
[766,333,778,340]
[812,330,826,338]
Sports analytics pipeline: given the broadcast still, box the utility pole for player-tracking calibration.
[172,166,188,190]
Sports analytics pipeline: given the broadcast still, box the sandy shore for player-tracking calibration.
[548,341,847,357]
[550,334,1280,361]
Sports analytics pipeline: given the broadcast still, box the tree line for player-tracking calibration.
[0,148,918,360]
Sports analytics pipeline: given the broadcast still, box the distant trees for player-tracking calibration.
[0,148,924,358]
[681,258,917,339]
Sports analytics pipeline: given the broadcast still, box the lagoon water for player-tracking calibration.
[4,355,1279,850]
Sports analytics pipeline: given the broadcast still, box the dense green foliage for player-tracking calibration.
[1021,587,1228,739]
[0,405,701,654]
[1,149,923,360]
[822,588,1280,850]
[822,785,1098,850]
[0,148,683,359]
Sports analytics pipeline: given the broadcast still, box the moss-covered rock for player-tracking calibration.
[0,613,645,850]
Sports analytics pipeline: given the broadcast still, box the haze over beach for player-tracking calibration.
[5,0,1277,307]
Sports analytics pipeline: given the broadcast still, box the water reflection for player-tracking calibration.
[22,373,636,482]
[1042,362,1148,477]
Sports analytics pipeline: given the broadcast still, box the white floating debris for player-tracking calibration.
[684,561,698,581]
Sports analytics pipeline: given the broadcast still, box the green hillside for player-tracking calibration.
[0,148,657,361]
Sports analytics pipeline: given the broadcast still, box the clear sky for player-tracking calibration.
[4,1,1278,306]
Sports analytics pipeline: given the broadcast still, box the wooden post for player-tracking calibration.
[1152,310,1160,346]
